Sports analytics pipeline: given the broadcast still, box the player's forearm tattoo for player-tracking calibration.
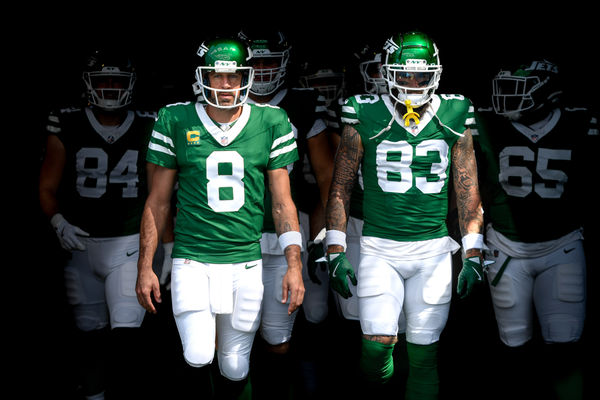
[452,130,484,236]
[326,124,363,231]
[271,200,295,233]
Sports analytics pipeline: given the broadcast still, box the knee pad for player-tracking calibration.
[404,304,450,345]
[184,348,215,369]
[541,314,584,344]
[72,303,110,332]
[260,311,297,347]
[405,342,439,400]
[360,337,395,384]
[174,311,215,368]
[183,341,215,368]
[110,302,145,328]
[218,352,250,381]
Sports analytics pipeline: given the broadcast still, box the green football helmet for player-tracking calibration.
[382,31,442,107]
[492,59,562,120]
[82,48,136,110]
[238,29,291,96]
[193,37,254,108]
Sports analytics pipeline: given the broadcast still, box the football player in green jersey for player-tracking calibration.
[324,32,486,399]
[473,59,595,399]
[135,36,304,398]
[39,48,157,399]
[238,28,334,398]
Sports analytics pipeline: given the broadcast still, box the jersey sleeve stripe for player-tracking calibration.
[148,142,175,156]
[270,142,297,159]
[341,116,359,124]
[46,124,61,134]
[271,131,295,149]
[151,130,174,147]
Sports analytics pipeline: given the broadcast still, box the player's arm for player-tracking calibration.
[325,123,363,253]
[136,163,177,313]
[323,123,363,298]
[451,127,484,254]
[147,162,175,286]
[39,134,90,251]
[452,128,487,298]
[268,166,305,315]
[305,129,335,283]
[39,134,65,218]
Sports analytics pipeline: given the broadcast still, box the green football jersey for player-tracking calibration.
[147,101,298,263]
[341,93,474,241]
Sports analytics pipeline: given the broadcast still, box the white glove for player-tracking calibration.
[50,213,89,251]
[159,241,174,287]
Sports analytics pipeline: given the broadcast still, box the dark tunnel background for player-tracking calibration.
[10,3,598,398]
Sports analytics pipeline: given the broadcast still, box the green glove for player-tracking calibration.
[457,256,491,298]
[327,252,357,299]
[307,240,326,284]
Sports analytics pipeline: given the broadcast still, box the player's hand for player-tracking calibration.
[327,252,357,299]
[282,265,305,315]
[457,256,493,298]
[51,213,89,251]
[136,267,162,314]
[307,240,327,284]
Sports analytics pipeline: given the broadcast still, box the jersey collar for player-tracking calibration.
[382,94,441,137]
[195,103,251,146]
[85,107,134,144]
[511,108,561,143]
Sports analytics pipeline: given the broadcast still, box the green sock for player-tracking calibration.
[405,342,439,400]
[360,337,395,384]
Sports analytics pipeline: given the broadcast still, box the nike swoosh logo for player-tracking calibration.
[564,248,575,254]
[332,264,339,278]
[245,263,257,269]
[472,265,482,281]
[127,250,139,257]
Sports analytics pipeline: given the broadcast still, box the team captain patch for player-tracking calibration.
[186,130,201,145]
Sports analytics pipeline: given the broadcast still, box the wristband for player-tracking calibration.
[279,231,303,251]
[326,229,347,251]
[462,233,485,251]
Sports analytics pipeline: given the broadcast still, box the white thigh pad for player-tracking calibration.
[106,261,145,328]
[171,259,210,316]
[357,256,397,298]
[358,255,404,336]
[555,263,586,302]
[420,252,452,305]
[232,261,263,332]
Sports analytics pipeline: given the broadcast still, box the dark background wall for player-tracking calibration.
[14,4,597,398]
